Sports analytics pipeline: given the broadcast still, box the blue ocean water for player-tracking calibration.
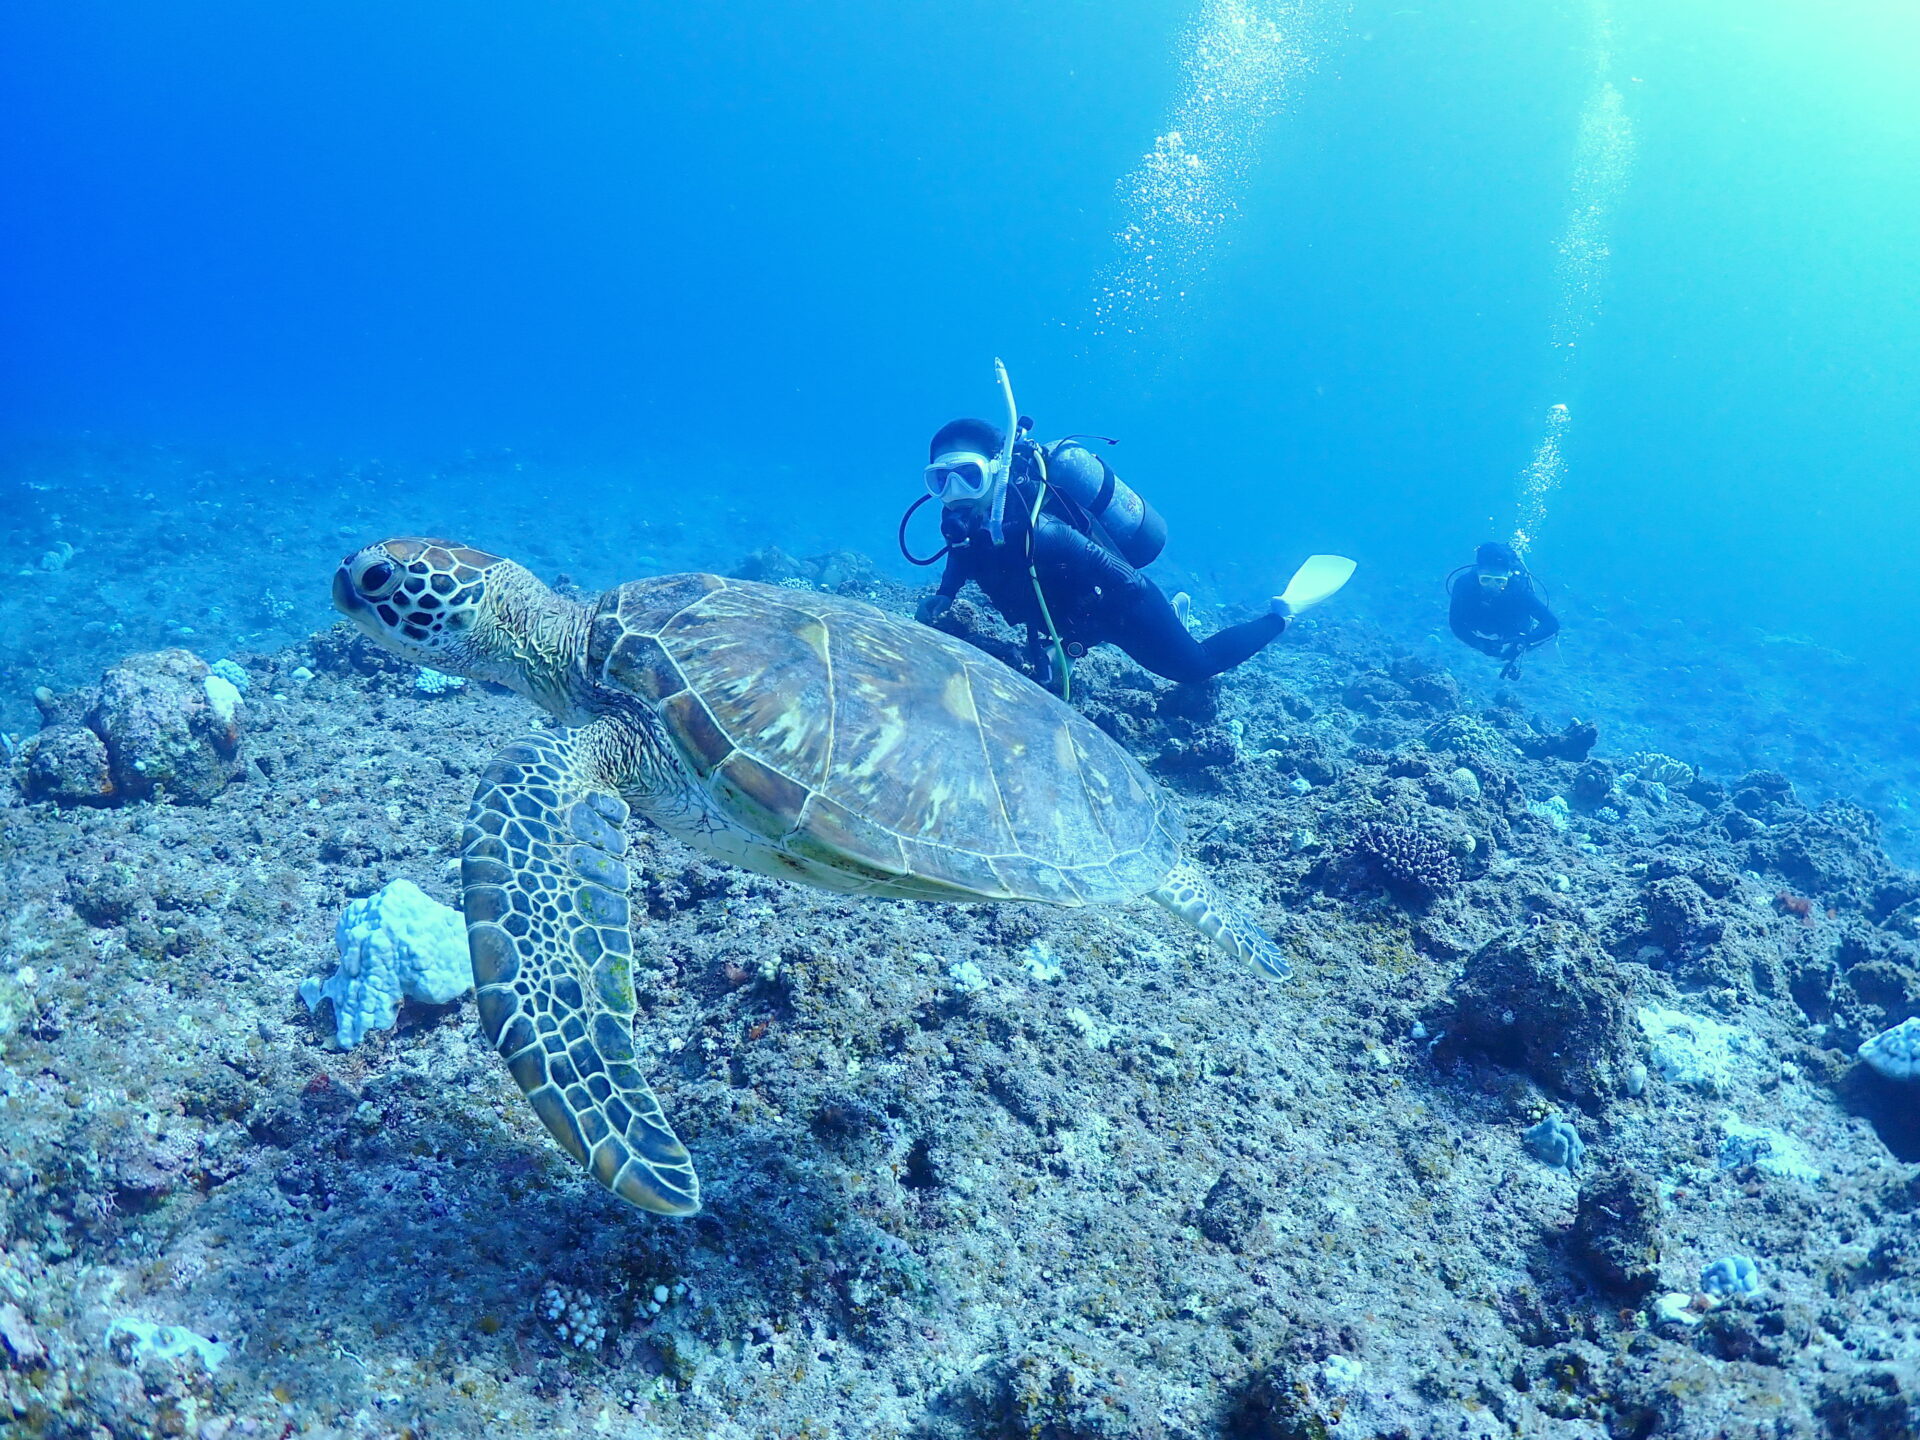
[11,9,1920,1434]
[3,0,1918,779]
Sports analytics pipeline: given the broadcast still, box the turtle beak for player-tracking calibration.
[331,564,363,617]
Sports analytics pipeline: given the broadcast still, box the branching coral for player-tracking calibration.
[1353,820,1461,893]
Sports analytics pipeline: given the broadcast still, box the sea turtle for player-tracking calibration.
[332,538,1289,1215]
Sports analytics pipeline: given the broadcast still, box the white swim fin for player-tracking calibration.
[1275,555,1357,617]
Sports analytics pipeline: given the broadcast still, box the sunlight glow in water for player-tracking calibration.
[1512,3,1635,556]
[1091,0,1318,339]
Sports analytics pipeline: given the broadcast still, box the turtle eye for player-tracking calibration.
[356,560,398,597]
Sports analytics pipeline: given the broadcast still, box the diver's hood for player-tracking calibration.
[929,417,1006,462]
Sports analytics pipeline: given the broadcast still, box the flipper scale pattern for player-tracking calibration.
[462,725,700,1215]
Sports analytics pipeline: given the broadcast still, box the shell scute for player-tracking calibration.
[786,793,908,878]
[617,573,726,631]
[1109,844,1176,896]
[961,656,1164,872]
[897,836,1012,897]
[713,753,812,842]
[761,586,889,625]
[602,629,685,703]
[987,855,1081,906]
[659,691,733,777]
[655,585,835,788]
[812,611,1017,850]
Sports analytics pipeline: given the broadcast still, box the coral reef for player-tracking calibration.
[18,648,245,806]
[414,666,468,695]
[1625,750,1695,787]
[1574,1165,1665,1300]
[1447,924,1638,1108]
[1701,1255,1761,1298]
[1,517,1918,1439]
[18,722,115,806]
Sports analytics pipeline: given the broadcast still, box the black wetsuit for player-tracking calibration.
[930,477,1284,684]
[1448,571,1560,658]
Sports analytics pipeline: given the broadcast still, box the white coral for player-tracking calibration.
[414,667,467,695]
[300,879,471,1047]
[202,674,243,728]
[1638,1006,1748,1094]
[1859,1016,1920,1082]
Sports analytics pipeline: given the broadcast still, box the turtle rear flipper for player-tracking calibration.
[1150,861,1292,980]
[463,725,699,1215]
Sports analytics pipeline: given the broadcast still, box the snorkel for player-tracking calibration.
[985,356,1020,545]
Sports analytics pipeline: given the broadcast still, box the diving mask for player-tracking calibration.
[1478,571,1513,592]
[924,452,998,504]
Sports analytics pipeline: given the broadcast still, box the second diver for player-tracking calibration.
[1447,541,1560,680]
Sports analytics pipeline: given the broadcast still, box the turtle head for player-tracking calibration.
[333,538,587,712]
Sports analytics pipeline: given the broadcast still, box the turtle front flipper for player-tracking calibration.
[462,723,699,1215]
[1150,860,1292,980]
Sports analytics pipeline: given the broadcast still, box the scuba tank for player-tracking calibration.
[1032,439,1167,569]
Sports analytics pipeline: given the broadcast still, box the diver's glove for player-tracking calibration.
[1499,656,1524,681]
[916,594,954,627]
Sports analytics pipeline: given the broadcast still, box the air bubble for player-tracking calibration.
[1512,3,1636,556]
[1089,1,1323,343]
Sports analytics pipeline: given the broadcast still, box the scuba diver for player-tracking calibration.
[1447,541,1560,680]
[902,360,1354,697]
